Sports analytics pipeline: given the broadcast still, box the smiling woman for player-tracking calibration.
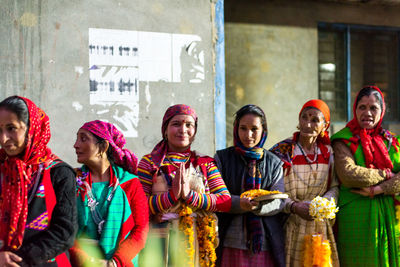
[137,104,231,267]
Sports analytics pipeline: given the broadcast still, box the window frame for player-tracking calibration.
[318,22,400,123]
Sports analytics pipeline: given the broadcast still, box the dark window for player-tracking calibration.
[318,23,399,122]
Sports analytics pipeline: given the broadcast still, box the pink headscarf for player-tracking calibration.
[81,120,138,174]
[150,104,198,168]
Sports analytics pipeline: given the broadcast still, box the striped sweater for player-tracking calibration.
[138,151,231,215]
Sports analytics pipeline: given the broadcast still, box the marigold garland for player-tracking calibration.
[196,214,217,267]
[240,189,282,199]
[178,204,217,267]
[303,234,332,267]
[179,204,195,267]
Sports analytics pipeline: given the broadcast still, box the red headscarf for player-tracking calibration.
[150,104,198,169]
[346,86,395,170]
[0,96,58,250]
[299,99,331,145]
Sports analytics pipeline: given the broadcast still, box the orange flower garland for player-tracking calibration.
[197,214,217,267]
[178,203,217,267]
[240,189,281,199]
[179,204,195,267]
[303,234,332,267]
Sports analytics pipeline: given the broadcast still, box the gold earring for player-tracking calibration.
[320,131,325,137]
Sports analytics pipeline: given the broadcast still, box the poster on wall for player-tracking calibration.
[88,28,204,138]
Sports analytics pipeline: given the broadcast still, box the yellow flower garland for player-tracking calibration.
[179,204,195,267]
[303,234,332,267]
[197,215,217,267]
[178,203,217,267]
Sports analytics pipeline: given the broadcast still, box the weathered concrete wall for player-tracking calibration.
[0,0,218,165]
[225,0,400,148]
[225,23,317,148]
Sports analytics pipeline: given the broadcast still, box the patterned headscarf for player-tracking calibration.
[150,104,198,169]
[0,96,58,250]
[299,99,331,145]
[346,86,397,170]
[81,120,138,174]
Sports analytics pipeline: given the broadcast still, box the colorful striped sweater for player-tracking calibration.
[138,151,231,214]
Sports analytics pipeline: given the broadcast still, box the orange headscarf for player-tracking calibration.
[299,99,331,145]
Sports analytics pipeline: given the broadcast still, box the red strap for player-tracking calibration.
[43,168,56,222]
[55,252,71,267]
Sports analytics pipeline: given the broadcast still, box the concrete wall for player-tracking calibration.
[225,0,400,148]
[0,0,219,165]
[225,23,317,148]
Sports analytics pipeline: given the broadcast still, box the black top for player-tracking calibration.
[14,162,77,266]
[215,147,286,267]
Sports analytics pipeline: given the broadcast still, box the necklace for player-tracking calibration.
[297,142,319,178]
[166,153,191,169]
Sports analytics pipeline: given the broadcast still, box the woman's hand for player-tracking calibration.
[240,197,259,211]
[351,185,383,197]
[0,251,22,267]
[180,164,191,199]
[292,201,313,221]
[172,165,182,199]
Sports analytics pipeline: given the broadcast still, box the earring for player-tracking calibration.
[320,131,325,138]
[296,125,300,130]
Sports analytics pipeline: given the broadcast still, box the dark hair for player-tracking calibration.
[0,96,29,126]
[355,86,383,110]
[234,104,267,132]
[92,133,115,165]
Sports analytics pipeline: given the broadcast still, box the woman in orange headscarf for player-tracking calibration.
[270,99,339,267]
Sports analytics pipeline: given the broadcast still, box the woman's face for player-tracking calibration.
[73,128,102,165]
[0,109,28,156]
[165,115,196,152]
[299,108,326,140]
[238,114,263,149]
[355,94,382,129]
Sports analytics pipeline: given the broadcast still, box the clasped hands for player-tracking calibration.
[172,163,191,200]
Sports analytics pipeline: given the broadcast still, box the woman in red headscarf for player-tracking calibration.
[270,99,339,267]
[331,86,400,266]
[137,104,231,267]
[0,96,77,266]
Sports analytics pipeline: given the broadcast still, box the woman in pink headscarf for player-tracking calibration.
[70,120,148,267]
[138,104,231,267]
